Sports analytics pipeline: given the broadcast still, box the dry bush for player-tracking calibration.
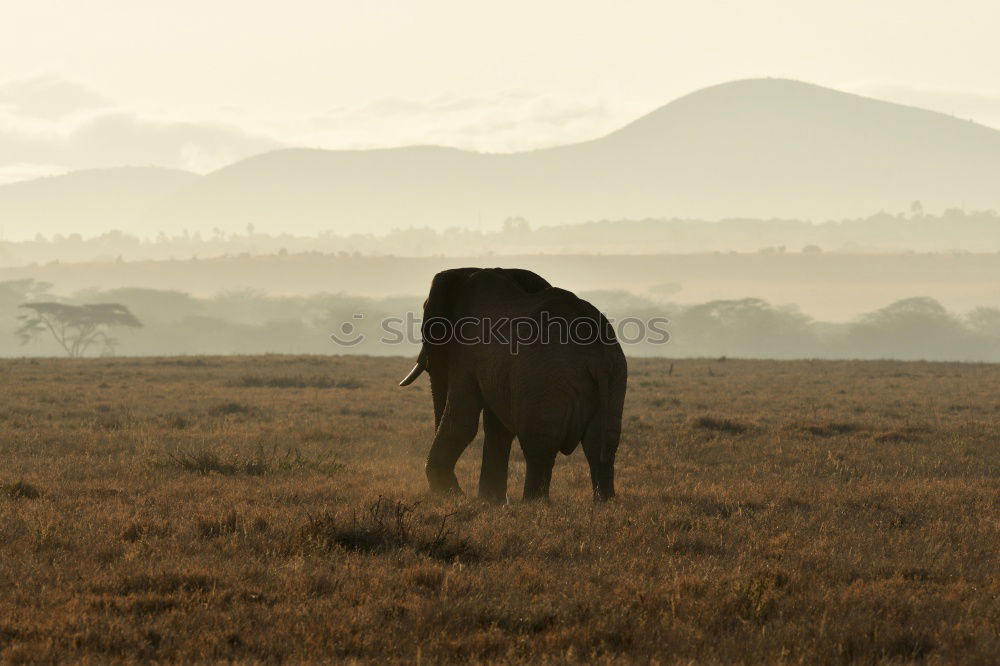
[207,402,255,417]
[297,496,477,562]
[690,414,752,434]
[799,421,862,436]
[2,480,41,499]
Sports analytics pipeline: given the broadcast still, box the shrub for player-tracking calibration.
[208,402,255,416]
[298,496,476,563]
[2,480,41,499]
[692,415,750,434]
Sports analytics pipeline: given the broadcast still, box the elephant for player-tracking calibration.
[399,267,627,501]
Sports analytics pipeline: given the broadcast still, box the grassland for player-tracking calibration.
[0,356,997,663]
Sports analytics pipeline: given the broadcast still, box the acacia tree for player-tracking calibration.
[16,302,142,357]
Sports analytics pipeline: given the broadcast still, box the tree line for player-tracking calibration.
[4,206,1000,265]
[2,280,998,362]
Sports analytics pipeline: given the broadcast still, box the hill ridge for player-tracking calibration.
[4,78,1000,238]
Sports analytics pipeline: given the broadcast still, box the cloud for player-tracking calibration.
[850,82,1000,130]
[0,111,280,174]
[309,91,623,153]
[0,75,110,119]
[0,75,281,179]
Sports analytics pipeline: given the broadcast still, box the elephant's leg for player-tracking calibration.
[425,388,482,495]
[583,422,615,501]
[478,409,513,503]
[585,455,615,501]
[521,443,558,501]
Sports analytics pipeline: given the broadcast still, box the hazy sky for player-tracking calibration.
[2,1,999,182]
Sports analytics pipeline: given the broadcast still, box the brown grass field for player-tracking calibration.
[1,355,997,663]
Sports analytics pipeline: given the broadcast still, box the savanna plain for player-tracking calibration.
[0,356,997,663]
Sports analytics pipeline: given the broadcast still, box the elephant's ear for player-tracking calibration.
[400,268,478,389]
[421,268,476,345]
[420,269,478,428]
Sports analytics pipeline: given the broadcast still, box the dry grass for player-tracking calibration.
[0,355,997,663]
[230,374,364,390]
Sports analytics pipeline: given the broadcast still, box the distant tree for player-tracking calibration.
[502,216,531,234]
[16,303,143,357]
[0,281,53,354]
[0,280,52,310]
[856,297,954,329]
[842,297,968,360]
[966,307,1000,337]
[966,307,1000,360]
[675,298,816,358]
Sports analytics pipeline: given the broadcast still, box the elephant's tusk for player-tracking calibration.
[399,362,425,386]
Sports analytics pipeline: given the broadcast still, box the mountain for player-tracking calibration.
[0,167,199,238]
[4,78,1000,238]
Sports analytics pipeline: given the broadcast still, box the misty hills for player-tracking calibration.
[0,167,199,237]
[4,78,1000,237]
